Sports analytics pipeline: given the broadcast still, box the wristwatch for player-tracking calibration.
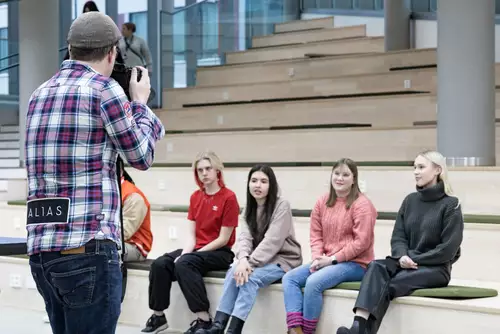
[331,256,338,265]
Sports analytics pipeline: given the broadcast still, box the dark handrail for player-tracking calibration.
[0,46,69,73]
[0,0,212,74]
[0,53,18,62]
[0,63,18,72]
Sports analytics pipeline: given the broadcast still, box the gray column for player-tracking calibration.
[220,0,238,61]
[161,0,174,93]
[283,0,300,23]
[185,0,202,87]
[59,0,72,63]
[147,0,162,108]
[7,1,19,96]
[105,0,118,24]
[437,0,496,166]
[18,0,60,166]
[383,0,411,51]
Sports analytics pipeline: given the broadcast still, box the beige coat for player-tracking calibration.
[235,197,303,272]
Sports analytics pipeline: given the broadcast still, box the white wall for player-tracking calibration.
[302,13,500,62]
[0,4,8,29]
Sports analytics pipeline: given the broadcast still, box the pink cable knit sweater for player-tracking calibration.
[310,193,377,268]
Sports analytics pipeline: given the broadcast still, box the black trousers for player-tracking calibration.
[354,258,451,333]
[148,247,234,313]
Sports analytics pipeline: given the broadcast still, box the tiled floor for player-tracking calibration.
[0,306,181,334]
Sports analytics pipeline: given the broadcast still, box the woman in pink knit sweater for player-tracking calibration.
[282,158,377,334]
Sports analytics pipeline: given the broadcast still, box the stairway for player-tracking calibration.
[0,124,25,201]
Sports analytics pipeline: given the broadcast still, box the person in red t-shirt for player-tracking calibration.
[142,151,240,334]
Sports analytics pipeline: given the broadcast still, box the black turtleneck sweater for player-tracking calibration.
[390,181,464,266]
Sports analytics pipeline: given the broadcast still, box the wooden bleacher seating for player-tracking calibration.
[251,24,368,48]
[157,90,500,132]
[196,47,437,86]
[225,36,385,64]
[157,94,437,131]
[163,69,435,109]
[273,16,335,33]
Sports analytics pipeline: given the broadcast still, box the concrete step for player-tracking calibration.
[0,205,498,283]
[0,257,499,334]
[0,133,18,141]
[122,166,500,216]
[0,141,19,149]
[0,125,19,133]
[0,149,20,158]
[8,166,500,215]
[0,168,26,179]
[0,159,19,168]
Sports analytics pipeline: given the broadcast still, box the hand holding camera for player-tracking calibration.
[129,66,151,105]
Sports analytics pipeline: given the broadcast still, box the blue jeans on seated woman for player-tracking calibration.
[216,263,285,321]
[282,261,366,333]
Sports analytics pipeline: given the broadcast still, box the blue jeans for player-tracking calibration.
[282,261,366,321]
[29,239,122,334]
[217,263,285,321]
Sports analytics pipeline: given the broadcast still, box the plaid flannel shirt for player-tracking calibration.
[24,60,165,255]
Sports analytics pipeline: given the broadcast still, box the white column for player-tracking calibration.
[18,0,60,165]
[437,0,496,166]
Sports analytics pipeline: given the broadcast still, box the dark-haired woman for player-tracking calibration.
[83,1,99,12]
[200,164,303,334]
[282,158,377,334]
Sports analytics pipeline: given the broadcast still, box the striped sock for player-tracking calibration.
[302,318,318,334]
[286,312,303,329]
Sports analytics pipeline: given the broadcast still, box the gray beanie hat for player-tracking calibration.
[67,12,122,49]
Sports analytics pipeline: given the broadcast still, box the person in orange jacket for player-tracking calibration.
[118,156,153,262]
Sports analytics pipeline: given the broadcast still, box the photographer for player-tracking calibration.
[25,12,165,334]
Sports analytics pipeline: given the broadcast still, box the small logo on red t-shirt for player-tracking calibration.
[212,205,218,211]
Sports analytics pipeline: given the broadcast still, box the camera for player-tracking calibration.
[111,49,155,103]
[111,61,156,103]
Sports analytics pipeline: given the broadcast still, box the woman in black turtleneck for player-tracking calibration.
[336,150,464,334]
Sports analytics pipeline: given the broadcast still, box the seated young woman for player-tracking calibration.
[141,151,240,334]
[282,158,377,334]
[200,164,302,334]
[336,150,464,334]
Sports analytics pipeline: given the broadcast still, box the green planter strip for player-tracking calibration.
[8,201,500,224]
[125,261,497,300]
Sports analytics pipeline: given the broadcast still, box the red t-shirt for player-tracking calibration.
[187,187,240,249]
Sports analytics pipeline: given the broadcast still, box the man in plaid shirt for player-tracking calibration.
[25,12,165,334]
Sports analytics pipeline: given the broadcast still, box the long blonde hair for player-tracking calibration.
[417,150,458,201]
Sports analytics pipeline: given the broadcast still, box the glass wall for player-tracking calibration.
[302,0,384,11]
[162,0,295,88]
[302,0,500,13]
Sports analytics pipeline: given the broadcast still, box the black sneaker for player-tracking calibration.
[184,318,212,334]
[141,314,169,333]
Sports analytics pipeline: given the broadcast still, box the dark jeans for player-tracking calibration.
[29,239,122,334]
[149,247,234,313]
[354,258,451,333]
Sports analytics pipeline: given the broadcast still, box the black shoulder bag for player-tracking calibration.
[116,157,128,303]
